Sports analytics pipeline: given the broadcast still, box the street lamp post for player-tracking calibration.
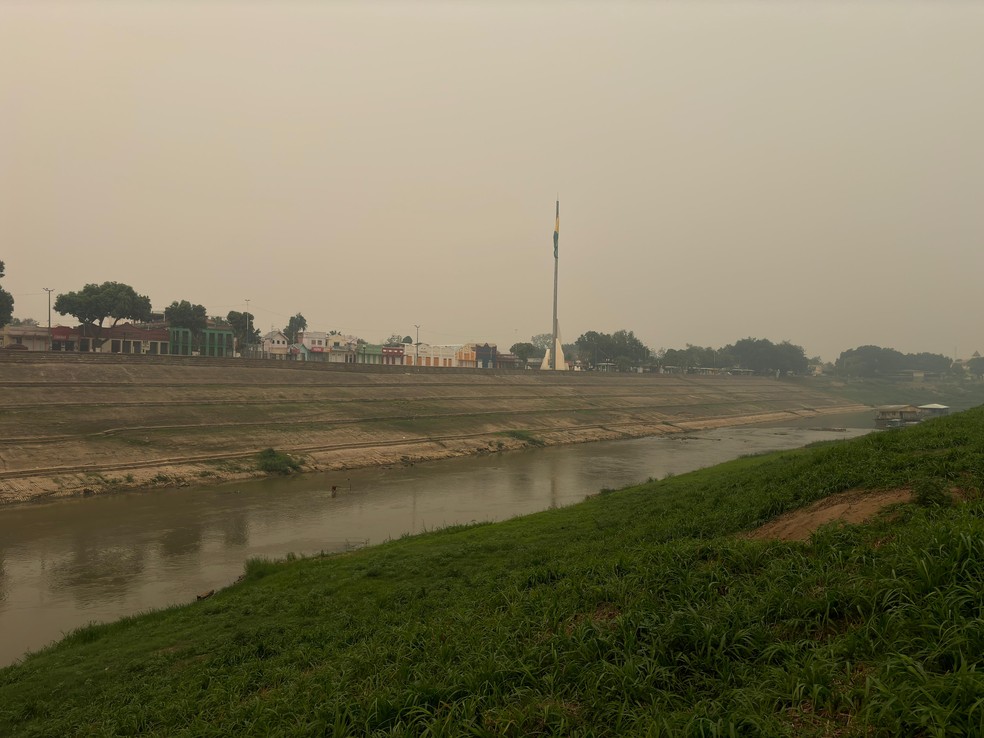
[244,299,250,358]
[43,287,54,351]
[414,324,420,368]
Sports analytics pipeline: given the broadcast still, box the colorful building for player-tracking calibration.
[382,344,405,365]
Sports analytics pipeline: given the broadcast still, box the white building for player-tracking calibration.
[296,330,329,359]
[261,330,291,359]
[325,335,359,364]
[405,342,460,368]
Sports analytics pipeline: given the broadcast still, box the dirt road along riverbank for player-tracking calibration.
[0,354,866,505]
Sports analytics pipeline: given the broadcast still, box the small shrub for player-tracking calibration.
[256,448,301,474]
[913,477,952,507]
[124,473,135,483]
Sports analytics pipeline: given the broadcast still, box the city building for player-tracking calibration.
[262,330,291,359]
[1,324,49,351]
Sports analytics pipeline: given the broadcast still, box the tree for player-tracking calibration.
[661,344,725,371]
[833,345,902,377]
[283,313,307,343]
[509,342,539,362]
[54,282,152,347]
[9,317,39,327]
[575,330,651,369]
[574,331,607,365]
[967,356,984,380]
[0,261,13,329]
[164,300,208,352]
[609,330,650,365]
[226,310,260,351]
[402,336,413,344]
[164,301,207,334]
[907,352,952,374]
[832,345,950,378]
[726,338,808,376]
[530,333,553,352]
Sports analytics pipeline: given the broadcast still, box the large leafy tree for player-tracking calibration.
[509,342,540,362]
[0,261,13,328]
[164,301,207,334]
[283,313,307,343]
[165,300,208,352]
[227,310,260,351]
[54,282,152,347]
[575,330,651,369]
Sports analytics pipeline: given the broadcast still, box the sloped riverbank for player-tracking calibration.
[0,354,864,505]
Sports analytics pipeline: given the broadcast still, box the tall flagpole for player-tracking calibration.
[551,200,559,370]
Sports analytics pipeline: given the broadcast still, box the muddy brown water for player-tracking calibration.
[0,412,873,667]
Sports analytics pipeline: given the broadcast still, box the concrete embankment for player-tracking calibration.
[0,353,866,505]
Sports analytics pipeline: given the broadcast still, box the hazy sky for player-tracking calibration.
[2,1,982,361]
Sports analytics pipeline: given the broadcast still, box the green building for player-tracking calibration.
[169,326,236,357]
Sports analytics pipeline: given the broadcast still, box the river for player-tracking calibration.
[0,412,873,667]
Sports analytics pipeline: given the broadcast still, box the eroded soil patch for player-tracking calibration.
[748,488,913,542]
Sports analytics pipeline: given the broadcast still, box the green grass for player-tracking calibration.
[255,448,302,474]
[501,429,547,447]
[2,410,984,736]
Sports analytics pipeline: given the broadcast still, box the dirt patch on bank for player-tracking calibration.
[747,488,913,542]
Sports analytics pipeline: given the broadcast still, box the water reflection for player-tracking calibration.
[0,415,873,667]
[221,513,250,547]
[49,544,146,607]
[159,524,203,558]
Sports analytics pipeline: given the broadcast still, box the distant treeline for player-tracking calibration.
[657,338,809,375]
[833,345,977,378]
[513,329,982,379]
[513,333,812,375]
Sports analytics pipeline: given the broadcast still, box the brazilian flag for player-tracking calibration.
[553,200,559,259]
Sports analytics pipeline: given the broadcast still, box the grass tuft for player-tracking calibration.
[255,448,301,474]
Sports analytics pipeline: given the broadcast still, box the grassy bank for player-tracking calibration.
[2,410,984,736]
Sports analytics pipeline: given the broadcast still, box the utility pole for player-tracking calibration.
[413,324,420,367]
[43,287,54,351]
[244,299,250,358]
